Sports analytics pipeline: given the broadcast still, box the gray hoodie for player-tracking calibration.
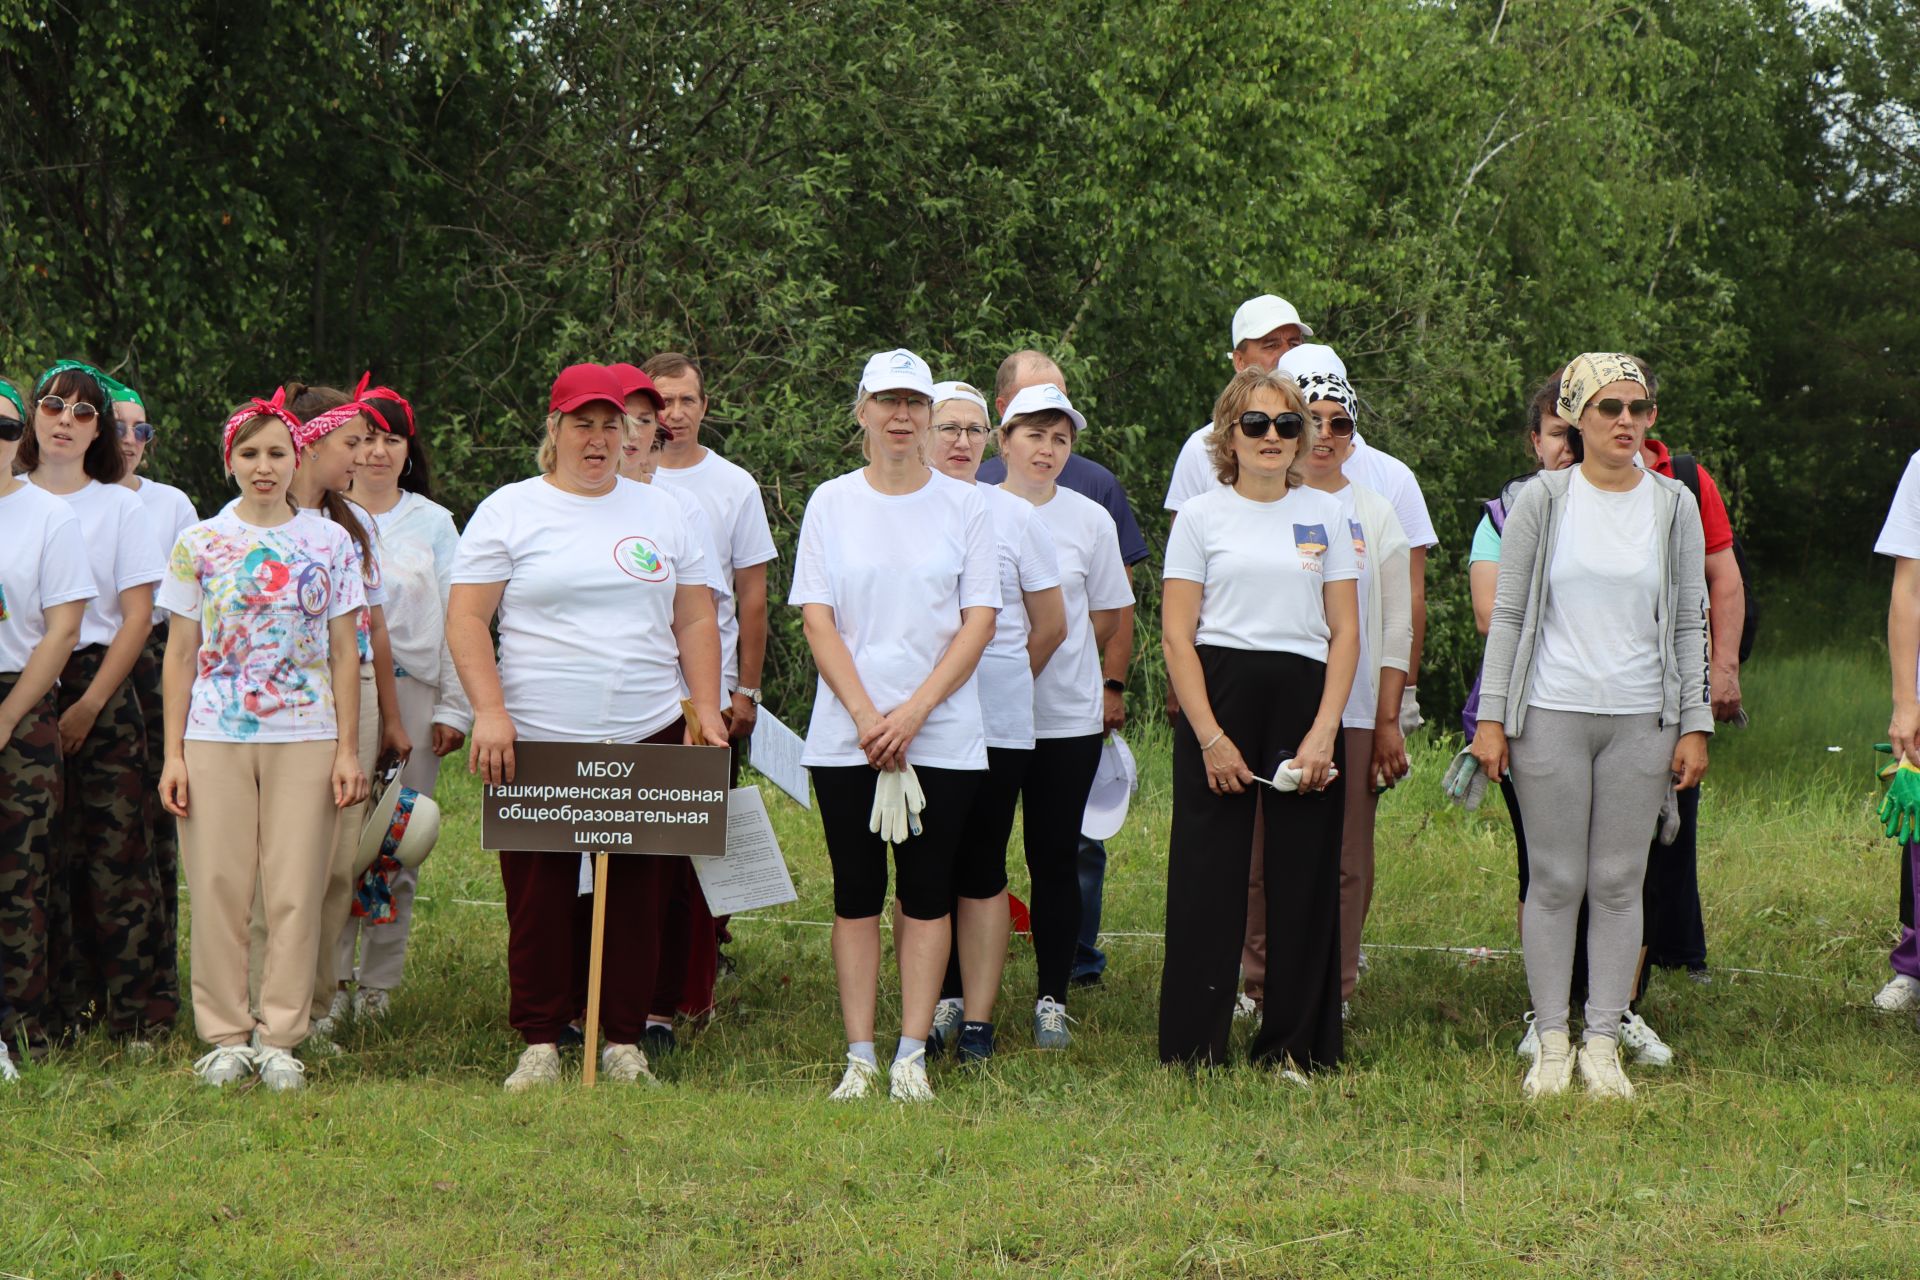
[1476,466,1713,739]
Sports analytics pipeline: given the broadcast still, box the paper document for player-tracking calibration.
[748,707,811,809]
[693,786,799,915]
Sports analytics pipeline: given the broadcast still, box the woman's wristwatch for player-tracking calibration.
[1103,679,1126,695]
[735,686,762,705]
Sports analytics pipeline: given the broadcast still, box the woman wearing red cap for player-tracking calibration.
[334,379,470,1020]
[158,392,368,1089]
[448,363,726,1092]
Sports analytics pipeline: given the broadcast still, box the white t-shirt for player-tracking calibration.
[1876,451,1920,689]
[1325,484,1380,728]
[1164,425,1439,548]
[133,478,199,600]
[976,482,1063,750]
[39,479,164,649]
[653,448,777,692]
[1528,469,1663,715]
[1021,485,1135,740]
[661,486,731,602]
[453,476,709,743]
[789,469,999,769]
[1162,484,1359,660]
[225,496,386,663]
[157,510,367,743]
[0,482,98,675]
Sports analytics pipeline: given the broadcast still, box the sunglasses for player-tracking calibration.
[38,394,99,423]
[1311,413,1356,438]
[0,417,23,442]
[1237,411,1304,440]
[116,421,157,443]
[1589,397,1657,419]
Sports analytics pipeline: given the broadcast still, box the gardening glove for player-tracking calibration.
[1441,748,1488,811]
[1259,758,1340,794]
[901,763,926,838]
[1656,784,1682,846]
[869,770,900,843]
[1875,744,1920,843]
[1398,686,1424,736]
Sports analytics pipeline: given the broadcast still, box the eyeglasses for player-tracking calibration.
[1310,413,1356,437]
[37,395,99,423]
[1589,397,1657,419]
[933,424,987,444]
[0,417,23,442]
[872,392,932,412]
[116,421,157,443]
[1237,411,1304,440]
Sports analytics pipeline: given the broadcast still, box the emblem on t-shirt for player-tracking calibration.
[1293,522,1328,572]
[1349,519,1368,570]
[613,535,670,583]
[296,563,333,618]
[0,583,8,622]
[243,547,292,602]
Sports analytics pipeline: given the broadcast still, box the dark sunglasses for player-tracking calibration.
[116,421,157,443]
[1237,411,1304,440]
[1312,413,1356,437]
[37,394,99,423]
[0,417,23,442]
[1589,397,1657,419]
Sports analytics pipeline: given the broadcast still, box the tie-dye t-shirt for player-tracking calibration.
[156,509,367,743]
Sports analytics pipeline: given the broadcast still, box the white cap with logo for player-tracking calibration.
[999,382,1088,435]
[1230,294,1315,350]
[859,348,936,399]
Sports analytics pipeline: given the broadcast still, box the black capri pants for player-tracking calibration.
[1159,647,1344,1071]
[938,746,1031,1000]
[812,765,982,921]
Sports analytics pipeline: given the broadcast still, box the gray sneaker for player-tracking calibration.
[1033,997,1074,1050]
[256,1047,306,1092]
[929,998,964,1056]
[193,1043,256,1088]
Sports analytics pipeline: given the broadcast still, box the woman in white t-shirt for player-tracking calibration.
[992,382,1135,1051]
[0,375,97,1069]
[1289,357,1413,1013]
[334,380,471,1018]
[1469,352,1710,1102]
[19,362,173,1042]
[1158,367,1359,1075]
[448,363,725,1093]
[158,393,369,1089]
[924,379,1066,1064]
[791,349,998,1103]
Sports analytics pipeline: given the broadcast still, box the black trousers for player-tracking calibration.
[1021,734,1103,1003]
[940,746,1030,1002]
[1160,648,1344,1070]
[1644,784,1707,971]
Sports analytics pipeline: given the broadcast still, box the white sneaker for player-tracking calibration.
[1874,974,1920,1012]
[311,987,352,1037]
[503,1042,561,1093]
[1279,1067,1311,1088]
[1341,1000,1350,1023]
[1521,1029,1574,1099]
[1233,993,1260,1021]
[888,1049,934,1103]
[828,1054,880,1101]
[256,1046,306,1092]
[600,1042,661,1087]
[0,1043,19,1083]
[1618,1010,1675,1067]
[194,1043,257,1088]
[354,987,392,1021]
[1577,1035,1636,1100]
[1516,1012,1540,1060]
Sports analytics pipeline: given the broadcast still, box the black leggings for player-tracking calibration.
[812,765,981,921]
[939,746,1031,1001]
[1160,647,1344,1070]
[1020,734,1103,1004]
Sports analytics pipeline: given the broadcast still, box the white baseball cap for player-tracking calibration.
[859,348,935,399]
[1230,294,1315,349]
[1081,733,1138,841]
[932,379,989,415]
[999,381,1087,434]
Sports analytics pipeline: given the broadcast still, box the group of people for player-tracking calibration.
[0,291,1769,1102]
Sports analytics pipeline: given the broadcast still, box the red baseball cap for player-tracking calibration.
[548,363,627,415]
[606,362,666,412]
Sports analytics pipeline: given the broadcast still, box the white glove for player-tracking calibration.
[901,764,926,838]
[1259,758,1340,793]
[1398,685,1424,736]
[869,770,901,843]
[868,769,920,844]
[1441,748,1488,811]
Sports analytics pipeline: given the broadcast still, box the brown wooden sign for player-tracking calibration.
[480,740,730,857]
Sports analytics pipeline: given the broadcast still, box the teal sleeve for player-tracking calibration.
[1468,514,1502,564]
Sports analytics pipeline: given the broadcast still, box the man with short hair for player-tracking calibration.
[641,351,778,1043]
[978,350,1146,986]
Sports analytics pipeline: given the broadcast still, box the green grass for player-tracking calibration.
[5,606,1918,1277]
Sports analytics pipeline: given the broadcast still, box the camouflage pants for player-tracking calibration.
[131,633,180,1010]
[0,680,61,1051]
[49,646,176,1037]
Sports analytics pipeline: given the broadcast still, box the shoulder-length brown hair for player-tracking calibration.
[19,366,125,483]
[1207,368,1307,490]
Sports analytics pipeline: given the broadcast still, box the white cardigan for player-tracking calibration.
[1350,483,1413,723]
[369,491,473,732]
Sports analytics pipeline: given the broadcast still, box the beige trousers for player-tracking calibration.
[179,739,340,1049]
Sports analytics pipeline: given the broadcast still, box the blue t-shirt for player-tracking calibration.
[977,452,1149,566]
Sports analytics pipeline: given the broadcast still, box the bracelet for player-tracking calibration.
[1199,729,1224,752]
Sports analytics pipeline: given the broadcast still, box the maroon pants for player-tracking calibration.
[502,720,681,1046]
[645,736,741,1021]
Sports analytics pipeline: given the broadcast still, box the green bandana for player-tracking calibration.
[97,373,143,408]
[34,357,110,398]
[0,378,23,419]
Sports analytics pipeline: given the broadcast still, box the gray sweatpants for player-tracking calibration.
[1510,708,1675,1042]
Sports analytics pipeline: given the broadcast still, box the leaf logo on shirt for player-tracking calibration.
[612,535,670,583]
[1294,522,1328,573]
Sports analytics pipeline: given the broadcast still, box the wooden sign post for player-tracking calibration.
[480,705,727,1088]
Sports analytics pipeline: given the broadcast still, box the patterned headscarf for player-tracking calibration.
[1555,353,1647,425]
[221,388,304,471]
[290,400,369,454]
[1276,343,1359,423]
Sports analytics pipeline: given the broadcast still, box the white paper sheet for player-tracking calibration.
[693,786,799,915]
[748,707,812,809]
